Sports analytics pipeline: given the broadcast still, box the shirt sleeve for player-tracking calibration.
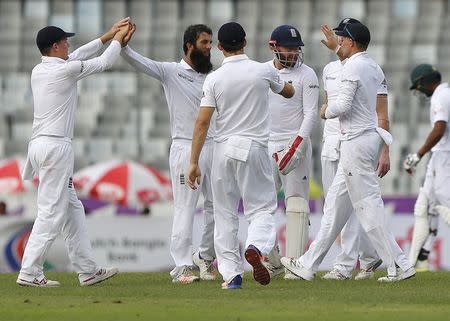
[432,94,450,123]
[325,63,359,119]
[298,69,319,138]
[121,46,166,82]
[65,40,121,81]
[377,66,388,95]
[68,38,103,61]
[322,64,329,92]
[267,66,284,94]
[200,75,217,108]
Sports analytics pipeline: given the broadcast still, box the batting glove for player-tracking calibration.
[403,153,421,175]
[272,135,303,175]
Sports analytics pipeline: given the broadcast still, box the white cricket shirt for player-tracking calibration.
[325,52,386,140]
[266,60,319,141]
[200,54,284,146]
[322,58,388,139]
[30,39,121,140]
[121,46,215,141]
[430,82,450,152]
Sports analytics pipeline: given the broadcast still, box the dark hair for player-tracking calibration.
[40,45,52,55]
[220,40,245,53]
[355,41,368,51]
[183,24,212,54]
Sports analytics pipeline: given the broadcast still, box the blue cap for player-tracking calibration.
[218,22,246,45]
[36,26,75,51]
[269,25,304,47]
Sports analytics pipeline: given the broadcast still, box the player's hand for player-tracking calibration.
[273,135,303,175]
[113,23,131,42]
[320,25,339,52]
[110,17,131,35]
[320,104,328,119]
[376,145,390,178]
[187,164,201,190]
[403,153,421,175]
[122,23,136,47]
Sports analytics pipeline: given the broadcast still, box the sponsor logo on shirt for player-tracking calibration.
[309,84,319,89]
[180,174,185,185]
[68,177,73,188]
[177,73,194,83]
[80,61,85,73]
[325,76,336,80]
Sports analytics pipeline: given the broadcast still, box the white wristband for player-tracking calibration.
[334,45,341,54]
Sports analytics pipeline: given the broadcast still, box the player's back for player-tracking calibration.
[204,54,282,145]
[31,58,78,140]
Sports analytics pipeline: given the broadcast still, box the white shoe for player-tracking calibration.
[284,269,301,280]
[322,268,350,280]
[17,276,60,287]
[192,252,217,281]
[415,259,429,272]
[80,267,118,286]
[280,257,314,281]
[355,259,382,280]
[172,266,200,284]
[377,267,416,283]
[262,258,284,279]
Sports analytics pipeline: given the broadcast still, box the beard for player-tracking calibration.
[190,47,213,74]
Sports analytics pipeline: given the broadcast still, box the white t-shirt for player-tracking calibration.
[31,39,121,140]
[322,58,388,139]
[121,46,215,141]
[266,60,319,141]
[325,52,387,140]
[200,54,284,145]
[430,82,450,152]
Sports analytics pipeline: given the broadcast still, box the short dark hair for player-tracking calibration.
[40,45,52,55]
[220,40,245,53]
[355,41,368,51]
[183,24,212,54]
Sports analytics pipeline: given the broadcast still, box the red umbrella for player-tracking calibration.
[73,160,172,206]
[0,157,36,194]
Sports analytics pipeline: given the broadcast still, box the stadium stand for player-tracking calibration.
[0,0,448,195]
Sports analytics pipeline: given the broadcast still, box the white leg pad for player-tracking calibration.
[436,205,450,226]
[409,189,430,266]
[286,197,309,258]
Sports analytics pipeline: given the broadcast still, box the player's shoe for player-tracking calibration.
[171,266,200,284]
[280,257,314,281]
[262,257,284,279]
[355,259,383,280]
[80,267,119,286]
[322,268,350,280]
[284,269,302,280]
[17,276,60,287]
[377,267,416,283]
[192,251,217,281]
[221,275,242,290]
[415,259,429,272]
[244,245,270,285]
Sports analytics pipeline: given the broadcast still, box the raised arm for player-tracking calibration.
[69,17,130,61]
[298,71,319,138]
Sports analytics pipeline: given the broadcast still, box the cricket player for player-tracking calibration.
[320,18,389,280]
[120,24,217,283]
[281,22,415,282]
[17,19,130,287]
[405,64,450,271]
[262,25,319,280]
[187,22,294,289]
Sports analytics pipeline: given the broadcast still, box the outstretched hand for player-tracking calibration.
[122,23,136,47]
[320,25,339,52]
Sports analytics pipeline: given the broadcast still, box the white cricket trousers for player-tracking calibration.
[321,135,379,276]
[169,140,215,278]
[19,136,97,281]
[212,140,277,283]
[423,150,450,211]
[301,131,411,276]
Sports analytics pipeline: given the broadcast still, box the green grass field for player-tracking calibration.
[1,272,449,321]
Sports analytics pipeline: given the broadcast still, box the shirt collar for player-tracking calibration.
[347,51,366,62]
[222,54,249,65]
[41,56,67,63]
[432,82,449,98]
[180,58,194,71]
